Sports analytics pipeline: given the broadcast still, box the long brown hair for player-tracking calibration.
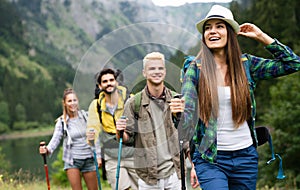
[196,23,251,128]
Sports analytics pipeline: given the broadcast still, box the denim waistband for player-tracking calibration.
[217,144,254,156]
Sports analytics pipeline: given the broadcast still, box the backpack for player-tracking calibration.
[181,55,285,179]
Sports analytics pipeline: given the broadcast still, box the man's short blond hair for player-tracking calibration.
[143,52,165,69]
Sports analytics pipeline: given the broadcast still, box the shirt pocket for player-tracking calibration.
[134,148,148,169]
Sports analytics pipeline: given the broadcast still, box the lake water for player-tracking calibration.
[1,135,59,178]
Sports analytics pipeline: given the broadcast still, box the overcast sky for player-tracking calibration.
[152,0,232,7]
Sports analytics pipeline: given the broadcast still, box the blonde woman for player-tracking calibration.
[39,88,98,190]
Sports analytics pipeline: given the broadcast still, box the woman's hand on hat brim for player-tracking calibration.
[238,23,274,45]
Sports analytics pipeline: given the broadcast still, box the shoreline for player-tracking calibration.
[0,128,53,140]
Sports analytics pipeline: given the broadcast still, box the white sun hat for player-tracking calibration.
[196,5,240,34]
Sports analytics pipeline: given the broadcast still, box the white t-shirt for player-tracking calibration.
[217,86,253,151]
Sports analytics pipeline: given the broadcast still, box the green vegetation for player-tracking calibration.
[0,175,111,190]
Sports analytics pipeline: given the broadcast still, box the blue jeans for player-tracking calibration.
[193,145,258,190]
[64,157,96,173]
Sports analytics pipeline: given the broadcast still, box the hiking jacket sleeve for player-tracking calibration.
[47,119,64,155]
[87,99,102,158]
[122,96,136,146]
[246,39,300,81]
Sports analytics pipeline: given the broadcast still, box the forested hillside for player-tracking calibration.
[0,0,74,131]
[1,0,300,188]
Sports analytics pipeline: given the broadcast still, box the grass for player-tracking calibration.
[0,181,288,190]
[0,181,69,190]
[0,171,111,190]
[0,179,112,190]
[0,171,290,190]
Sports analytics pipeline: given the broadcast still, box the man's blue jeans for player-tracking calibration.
[193,145,258,190]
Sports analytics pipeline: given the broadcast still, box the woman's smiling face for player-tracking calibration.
[203,19,228,51]
[64,93,78,114]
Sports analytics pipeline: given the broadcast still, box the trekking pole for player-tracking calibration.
[88,129,102,190]
[177,121,186,190]
[172,94,186,190]
[116,116,125,190]
[39,141,50,190]
[179,138,186,190]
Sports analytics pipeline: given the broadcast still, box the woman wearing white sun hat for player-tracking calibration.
[175,4,300,190]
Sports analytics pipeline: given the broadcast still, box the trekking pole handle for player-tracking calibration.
[88,128,95,147]
[173,94,182,118]
[39,141,46,149]
[39,141,47,164]
[119,130,124,139]
[119,116,126,139]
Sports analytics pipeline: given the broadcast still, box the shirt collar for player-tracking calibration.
[145,86,166,101]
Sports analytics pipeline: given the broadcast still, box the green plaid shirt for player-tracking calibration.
[182,39,300,163]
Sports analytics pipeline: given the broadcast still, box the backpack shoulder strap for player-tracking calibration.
[97,96,105,124]
[80,110,88,123]
[59,116,68,137]
[60,116,65,135]
[241,54,254,84]
[133,91,142,120]
[241,54,248,62]
[181,55,201,83]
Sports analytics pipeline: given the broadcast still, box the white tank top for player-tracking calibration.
[217,86,253,151]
